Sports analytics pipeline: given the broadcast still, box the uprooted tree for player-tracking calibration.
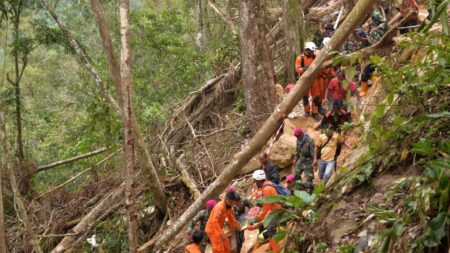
[139,0,378,251]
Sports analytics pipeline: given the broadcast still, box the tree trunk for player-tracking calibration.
[138,0,378,251]
[283,0,306,84]
[225,0,232,20]
[0,111,43,253]
[52,183,125,253]
[238,0,277,132]
[194,0,205,50]
[35,147,107,173]
[12,7,24,162]
[44,0,167,212]
[119,0,139,251]
[0,112,8,253]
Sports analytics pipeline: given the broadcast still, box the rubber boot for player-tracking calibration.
[266,238,281,253]
[360,81,368,97]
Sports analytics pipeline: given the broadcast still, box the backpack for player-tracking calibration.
[263,183,288,196]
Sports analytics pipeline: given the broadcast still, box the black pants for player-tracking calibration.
[259,219,278,240]
[361,64,376,82]
[400,18,418,34]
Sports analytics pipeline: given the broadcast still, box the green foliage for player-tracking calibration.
[338,243,355,253]
[131,7,211,126]
[359,32,450,252]
[76,217,128,252]
[259,189,320,251]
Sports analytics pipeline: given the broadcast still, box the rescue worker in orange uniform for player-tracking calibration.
[205,191,241,253]
[247,170,282,252]
[185,230,204,253]
[295,42,322,121]
[316,38,336,114]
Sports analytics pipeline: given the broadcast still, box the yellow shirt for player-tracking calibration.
[316,133,344,161]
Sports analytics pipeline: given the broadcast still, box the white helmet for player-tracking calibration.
[322,37,331,46]
[253,170,266,181]
[305,42,317,51]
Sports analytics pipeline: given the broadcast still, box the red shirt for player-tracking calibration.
[328,77,357,100]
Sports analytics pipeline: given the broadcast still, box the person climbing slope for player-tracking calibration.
[233,194,252,253]
[314,128,344,183]
[205,192,241,253]
[292,128,315,192]
[319,101,351,133]
[247,170,281,252]
[258,153,280,184]
[295,42,322,121]
[285,174,296,194]
[188,199,217,234]
[185,230,205,253]
[325,70,360,111]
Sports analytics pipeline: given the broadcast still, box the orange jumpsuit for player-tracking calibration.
[185,243,202,253]
[295,54,321,114]
[258,181,281,221]
[318,67,335,101]
[205,200,239,253]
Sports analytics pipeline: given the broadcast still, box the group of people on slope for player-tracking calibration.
[185,2,424,252]
[185,170,282,253]
[290,6,393,122]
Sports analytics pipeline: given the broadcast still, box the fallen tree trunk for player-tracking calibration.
[308,1,343,21]
[35,147,107,173]
[0,111,44,253]
[175,157,201,200]
[161,17,286,150]
[51,182,125,253]
[36,149,120,200]
[322,12,414,67]
[161,67,241,150]
[139,0,378,251]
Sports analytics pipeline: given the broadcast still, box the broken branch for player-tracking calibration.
[35,147,108,173]
[35,149,121,200]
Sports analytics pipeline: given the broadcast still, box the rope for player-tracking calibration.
[265,120,285,155]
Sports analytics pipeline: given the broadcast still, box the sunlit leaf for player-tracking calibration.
[263,209,283,228]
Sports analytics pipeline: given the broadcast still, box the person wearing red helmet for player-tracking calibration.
[188,199,217,235]
[292,128,315,192]
[205,192,241,253]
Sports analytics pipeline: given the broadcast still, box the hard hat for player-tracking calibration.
[305,42,317,51]
[252,170,266,181]
[322,37,331,46]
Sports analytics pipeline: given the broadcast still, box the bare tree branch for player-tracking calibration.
[138,0,379,251]
[35,147,108,173]
[207,0,238,35]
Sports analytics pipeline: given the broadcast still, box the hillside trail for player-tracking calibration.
[232,97,364,253]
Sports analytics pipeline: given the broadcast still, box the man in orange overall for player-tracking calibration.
[185,230,204,253]
[205,191,241,253]
[248,170,282,252]
[295,42,322,121]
